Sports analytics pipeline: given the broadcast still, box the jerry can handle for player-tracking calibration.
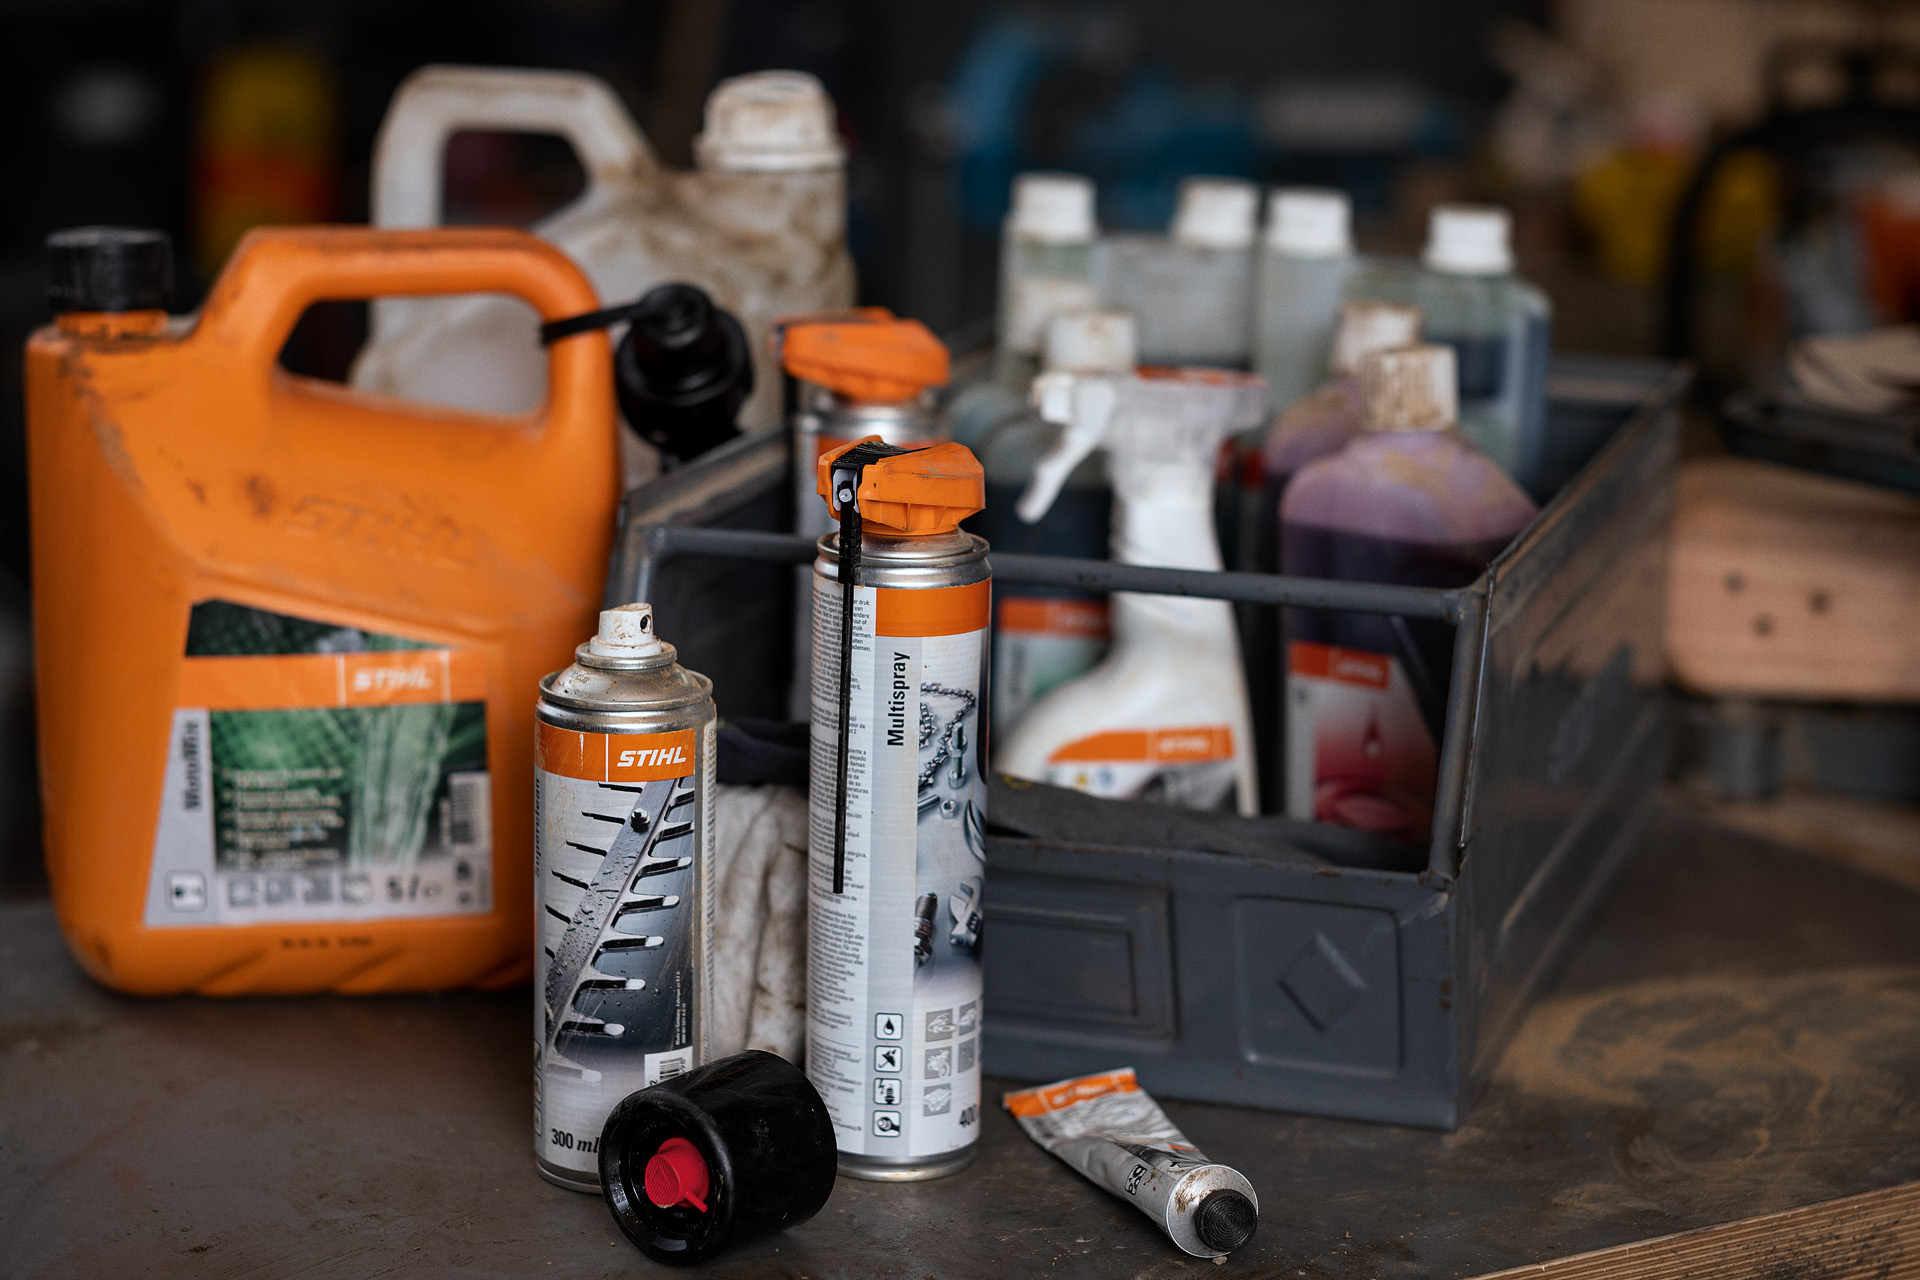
[370,65,656,229]
[200,225,611,460]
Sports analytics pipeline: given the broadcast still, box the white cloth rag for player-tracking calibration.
[707,783,809,1063]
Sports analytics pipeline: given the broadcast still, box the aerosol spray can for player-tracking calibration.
[780,312,951,718]
[534,603,716,1192]
[806,436,990,1180]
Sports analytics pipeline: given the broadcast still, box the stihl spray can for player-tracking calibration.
[806,436,990,1180]
[534,603,716,1192]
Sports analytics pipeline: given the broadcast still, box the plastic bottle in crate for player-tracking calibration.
[1252,188,1357,412]
[1095,177,1258,367]
[1281,345,1535,843]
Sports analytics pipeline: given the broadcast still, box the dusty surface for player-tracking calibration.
[2,803,1917,1278]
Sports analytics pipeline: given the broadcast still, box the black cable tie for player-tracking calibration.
[539,299,651,346]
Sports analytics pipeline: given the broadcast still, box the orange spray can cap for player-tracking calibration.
[817,436,983,535]
[782,317,950,403]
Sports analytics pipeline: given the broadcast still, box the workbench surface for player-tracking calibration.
[4,803,1917,1278]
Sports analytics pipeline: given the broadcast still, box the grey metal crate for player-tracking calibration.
[607,355,1687,1129]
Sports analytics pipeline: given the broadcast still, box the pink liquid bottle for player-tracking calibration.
[1251,299,1422,576]
[1280,344,1537,843]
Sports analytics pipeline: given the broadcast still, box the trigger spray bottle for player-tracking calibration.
[996,367,1267,813]
[805,436,990,1180]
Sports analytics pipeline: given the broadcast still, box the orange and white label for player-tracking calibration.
[1004,1068,1140,1118]
[536,723,696,783]
[874,580,990,638]
[1047,725,1234,766]
[176,649,486,711]
[997,596,1110,639]
[1289,641,1391,690]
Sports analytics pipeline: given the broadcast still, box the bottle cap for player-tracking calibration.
[818,436,984,535]
[1330,300,1422,377]
[1422,204,1513,275]
[1362,345,1457,432]
[601,1050,836,1268]
[47,226,172,314]
[644,1137,711,1212]
[1264,188,1352,257]
[1008,172,1096,243]
[782,318,949,403]
[1043,309,1136,374]
[589,603,667,658]
[695,71,844,172]
[1172,177,1258,250]
[615,282,753,460]
[1194,1189,1260,1254]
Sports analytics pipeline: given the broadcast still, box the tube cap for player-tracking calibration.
[1009,172,1097,243]
[782,317,950,403]
[1194,1190,1259,1254]
[1264,188,1352,257]
[818,436,984,535]
[1422,204,1514,275]
[47,226,172,314]
[1362,344,1457,432]
[1043,309,1136,374]
[695,71,844,172]
[589,603,667,658]
[1330,301,1422,377]
[1173,178,1258,250]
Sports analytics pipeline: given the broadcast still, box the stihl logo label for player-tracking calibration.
[617,746,686,769]
[351,665,434,695]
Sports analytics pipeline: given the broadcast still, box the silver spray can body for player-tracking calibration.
[533,603,716,1193]
[807,512,991,1181]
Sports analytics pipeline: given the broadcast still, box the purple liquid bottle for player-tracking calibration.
[1280,344,1536,843]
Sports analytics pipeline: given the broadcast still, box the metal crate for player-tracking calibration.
[608,355,1687,1129]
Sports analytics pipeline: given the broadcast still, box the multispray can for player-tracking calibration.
[534,603,717,1192]
[779,313,951,718]
[806,436,990,1180]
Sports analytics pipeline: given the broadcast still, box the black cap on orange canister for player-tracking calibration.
[599,1049,836,1266]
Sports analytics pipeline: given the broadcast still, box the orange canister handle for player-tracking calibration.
[198,224,608,455]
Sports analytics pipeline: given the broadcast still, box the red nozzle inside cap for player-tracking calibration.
[644,1137,711,1213]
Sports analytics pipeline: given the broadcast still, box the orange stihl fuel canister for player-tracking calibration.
[25,225,618,995]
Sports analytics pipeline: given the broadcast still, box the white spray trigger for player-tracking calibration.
[1018,373,1115,524]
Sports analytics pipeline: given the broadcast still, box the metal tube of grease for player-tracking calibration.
[1003,1068,1258,1259]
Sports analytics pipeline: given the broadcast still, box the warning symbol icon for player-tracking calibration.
[874,1012,903,1041]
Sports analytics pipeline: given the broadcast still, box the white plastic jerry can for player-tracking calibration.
[350,65,856,436]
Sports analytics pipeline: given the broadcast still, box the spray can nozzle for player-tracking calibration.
[1018,367,1266,525]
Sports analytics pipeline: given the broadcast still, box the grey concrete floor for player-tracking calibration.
[4,803,1918,1278]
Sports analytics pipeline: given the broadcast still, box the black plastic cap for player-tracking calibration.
[614,282,752,463]
[47,227,173,314]
[600,1049,835,1267]
[1194,1189,1258,1254]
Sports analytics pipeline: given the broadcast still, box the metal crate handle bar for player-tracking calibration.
[625,524,1488,882]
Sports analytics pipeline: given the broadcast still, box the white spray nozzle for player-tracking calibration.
[1018,368,1265,524]
[1019,373,1116,524]
[1043,308,1136,374]
[589,602,667,657]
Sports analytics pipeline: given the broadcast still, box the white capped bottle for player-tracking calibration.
[1095,177,1259,367]
[1252,188,1358,412]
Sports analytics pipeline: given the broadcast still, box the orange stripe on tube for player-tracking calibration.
[875,581,990,637]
